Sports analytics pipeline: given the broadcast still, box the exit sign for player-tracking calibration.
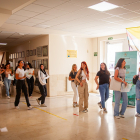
[108,37,113,40]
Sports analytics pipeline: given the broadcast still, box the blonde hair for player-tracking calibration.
[71,64,77,74]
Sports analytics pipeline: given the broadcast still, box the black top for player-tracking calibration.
[96,70,110,85]
[69,71,77,82]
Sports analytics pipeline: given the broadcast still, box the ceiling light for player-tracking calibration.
[0,43,7,45]
[88,1,119,11]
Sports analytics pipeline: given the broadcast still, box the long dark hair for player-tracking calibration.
[100,63,110,75]
[15,60,23,71]
[115,58,125,69]
[40,64,46,75]
[27,63,33,68]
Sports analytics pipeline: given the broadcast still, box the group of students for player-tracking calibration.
[0,60,49,110]
[69,59,140,118]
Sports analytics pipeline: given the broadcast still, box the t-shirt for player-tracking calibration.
[69,71,77,82]
[16,68,25,80]
[116,67,126,80]
[96,70,110,85]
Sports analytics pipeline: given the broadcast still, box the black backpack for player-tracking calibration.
[133,75,138,85]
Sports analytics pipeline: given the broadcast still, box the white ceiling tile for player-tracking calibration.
[8,15,29,21]
[105,7,131,15]
[35,24,50,28]
[107,0,139,6]
[131,16,140,22]
[6,19,21,24]
[123,1,140,11]
[25,18,46,24]
[34,14,56,20]
[70,0,102,7]
[119,12,140,19]
[34,0,69,7]
[15,10,39,17]
[55,1,84,12]
[23,4,50,13]
[102,16,124,23]
[43,9,69,17]
[18,22,38,27]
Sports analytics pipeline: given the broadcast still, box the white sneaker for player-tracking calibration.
[36,99,41,105]
[40,104,47,107]
[28,106,33,110]
[115,116,120,119]
[98,102,102,109]
[85,109,88,113]
[7,96,10,99]
[15,106,19,109]
[120,115,125,118]
[103,108,107,113]
[135,113,140,117]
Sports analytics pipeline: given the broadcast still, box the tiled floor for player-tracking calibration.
[0,93,140,140]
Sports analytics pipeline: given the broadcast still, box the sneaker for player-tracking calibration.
[40,104,47,107]
[28,106,33,110]
[98,102,102,109]
[15,106,19,109]
[7,96,10,99]
[135,113,140,117]
[103,108,107,113]
[115,116,120,119]
[36,99,41,105]
[85,109,88,113]
[120,115,125,118]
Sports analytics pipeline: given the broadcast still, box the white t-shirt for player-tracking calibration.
[25,68,34,79]
[81,70,87,80]
[16,68,25,80]
[38,70,49,85]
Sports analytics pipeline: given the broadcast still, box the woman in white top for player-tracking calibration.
[36,64,49,107]
[25,63,34,97]
[4,63,13,99]
[76,61,89,113]
[14,60,32,110]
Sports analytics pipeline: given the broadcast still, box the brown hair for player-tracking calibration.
[100,63,110,75]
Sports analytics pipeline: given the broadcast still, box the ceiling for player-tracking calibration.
[1,0,140,48]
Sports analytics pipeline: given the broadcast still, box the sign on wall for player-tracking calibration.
[67,50,77,58]
[113,51,138,106]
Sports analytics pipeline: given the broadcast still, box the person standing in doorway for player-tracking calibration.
[69,64,78,108]
[114,58,128,119]
[95,63,111,113]
[36,64,49,107]
[14,60,32,110]
[76,61,89,113]
[25,63,34,97]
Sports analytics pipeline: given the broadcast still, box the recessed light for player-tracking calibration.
[88,1,119,11]
[0,43,7,45]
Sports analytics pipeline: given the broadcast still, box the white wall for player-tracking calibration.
[49,34,94,96]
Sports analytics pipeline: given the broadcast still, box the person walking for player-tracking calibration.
[25,63,34,97]
[76,61,89,113]
[36,64,49,107]
[14,60,32,110]
[95,63,111,113]
[69,64,78,107]
[114,58,128,119]
[4,63,13,99]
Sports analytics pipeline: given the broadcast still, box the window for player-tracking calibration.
[107,43,123,71]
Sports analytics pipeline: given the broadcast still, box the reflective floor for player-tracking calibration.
[0,93,140,140]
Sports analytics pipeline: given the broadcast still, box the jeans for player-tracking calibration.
[99,83,109,108]
[71,82,78,103]
[15,80,31,107]
[114,91,128,116]
[136,80,140,114]
[26,76,34,97]
[38,83,47,104]
[4,77,11,96]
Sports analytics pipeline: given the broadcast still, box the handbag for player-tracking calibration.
[133,75,138,85]
[74,70,82,85]
[110,76,122,91]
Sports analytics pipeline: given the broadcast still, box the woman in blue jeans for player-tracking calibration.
[95,63,111,113]
[4,63,13,99]
[114,58,128,119]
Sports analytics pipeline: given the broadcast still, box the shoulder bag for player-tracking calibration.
[74,70,82,85]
